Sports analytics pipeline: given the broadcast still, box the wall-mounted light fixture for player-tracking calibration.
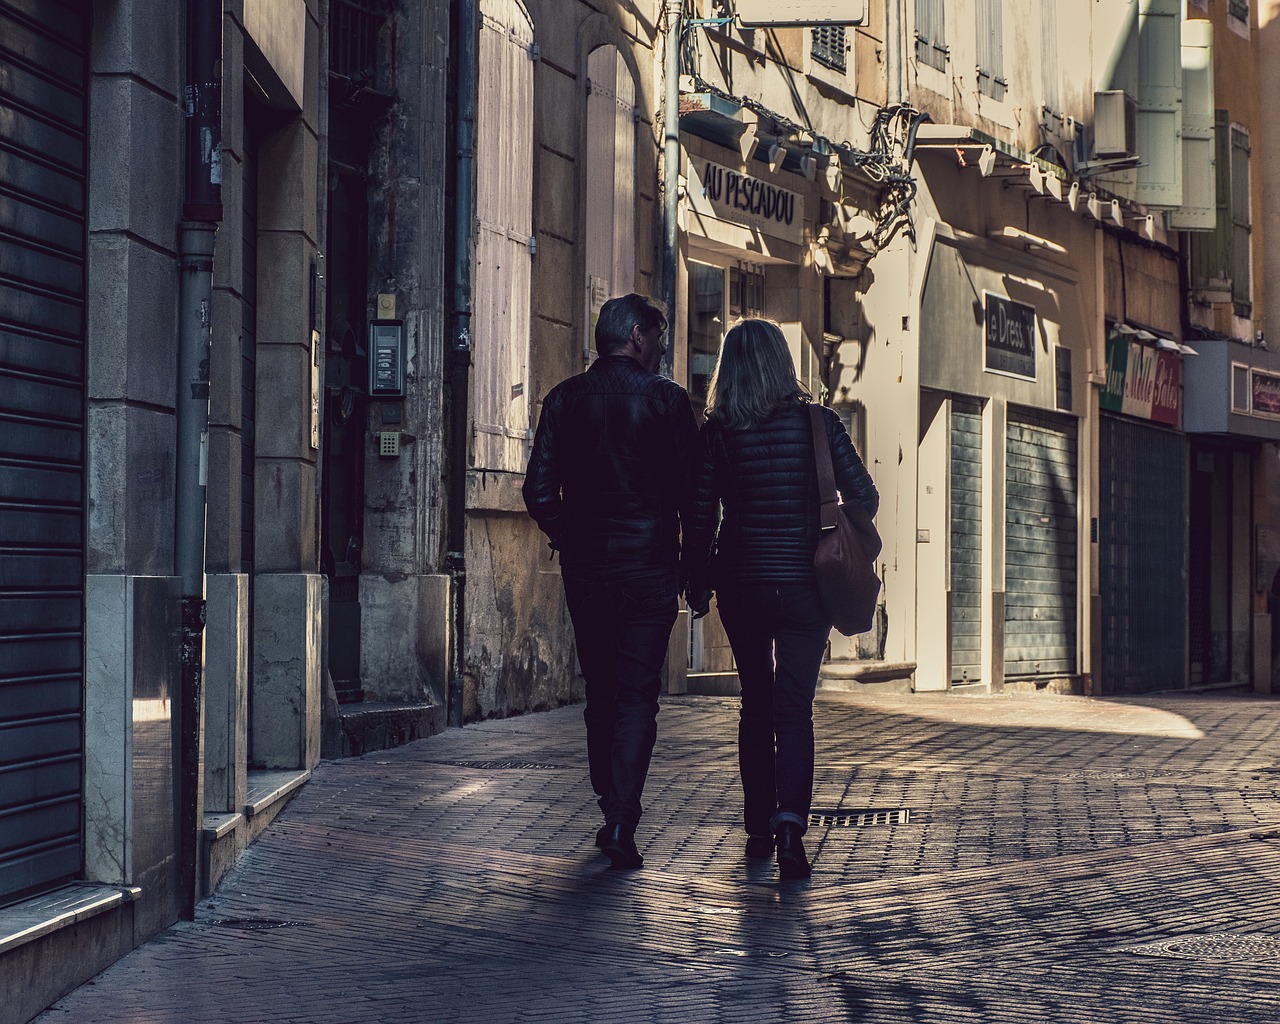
[767,143,785,172]
[988,226,1067,255]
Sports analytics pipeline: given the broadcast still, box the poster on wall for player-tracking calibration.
[983,292,1037,380]
[1101,332,1182,426]
[1253,369,1280,418]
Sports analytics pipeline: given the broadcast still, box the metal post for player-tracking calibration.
[177,0,222,918]
[660,0,681,378]
[886,0,903,106]
[447,0,479,728]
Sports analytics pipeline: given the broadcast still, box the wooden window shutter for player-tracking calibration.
[583,46,636,363]
[914,0,946,71]
[1169,20,1215,231]
[1134,0,1182,207]
[474,0,535,472]
[1191,110,1231,289]
[976,0,1005,101]
[1229,125,1251,314]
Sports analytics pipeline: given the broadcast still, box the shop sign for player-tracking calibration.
[687,158,804,245]
[1252,369,1280,418]
[983,292,1037,380]
[1100,333,1181,426]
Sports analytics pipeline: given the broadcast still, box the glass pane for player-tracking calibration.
[688,262,725,413]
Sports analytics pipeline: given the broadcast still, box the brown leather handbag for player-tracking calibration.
[808,406,882,636]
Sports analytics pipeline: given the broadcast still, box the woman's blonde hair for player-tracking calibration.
[705,318,810,429]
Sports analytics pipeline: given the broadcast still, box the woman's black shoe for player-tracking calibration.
[775,822,811,880]
[745,833,774,858]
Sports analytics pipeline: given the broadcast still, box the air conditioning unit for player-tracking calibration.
[1093,90,1137,159]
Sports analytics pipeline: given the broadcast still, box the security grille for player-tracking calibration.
[811,25,846,73]
[0,0,89,906]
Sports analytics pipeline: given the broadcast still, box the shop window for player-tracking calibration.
[1231,365,1249,413]
[583,45,637,363]
[976,0,1006,101]
[914,0,947,71]
[688,262,726,413]
[729,263,764,319]
[473,0,535,472]
[811,25,846,73]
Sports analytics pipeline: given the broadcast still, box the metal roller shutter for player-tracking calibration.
[1100,417,1185,693]
[0,0,88,904]
[949,398,982,683]
[1004,408,1078,677]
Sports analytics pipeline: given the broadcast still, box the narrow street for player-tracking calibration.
[34,690,1280,1023]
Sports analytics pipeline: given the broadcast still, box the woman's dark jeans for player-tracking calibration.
[716,582,830,836]
[562,567,679,831]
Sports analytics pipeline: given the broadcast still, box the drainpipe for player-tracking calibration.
[885,0,903,106]
[446,0,479,728]
[660,0,681,377]
[176,0,222,918]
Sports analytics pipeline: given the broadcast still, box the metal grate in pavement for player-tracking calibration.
[431,760,563,770]
[1116,934,1280,962]
[211,919,309,931]
[1060,768,1191,780]
[809,808,913,828]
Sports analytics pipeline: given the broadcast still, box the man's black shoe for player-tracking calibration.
[745,833,774,858]
[775,822,811,880]
[595,824,609,849]
[599,823,643,870]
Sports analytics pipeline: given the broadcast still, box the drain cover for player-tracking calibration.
[1061,768,1190,780]
[1117,934,1280,962]
[809,808,912,828]
[211,918,308,931]
[433,760,562,770]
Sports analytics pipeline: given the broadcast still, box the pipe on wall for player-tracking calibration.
[446,0,479,728]
[176,0,222,918]
[660,0,681,378]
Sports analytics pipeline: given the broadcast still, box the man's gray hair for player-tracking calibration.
[595,293,668,356]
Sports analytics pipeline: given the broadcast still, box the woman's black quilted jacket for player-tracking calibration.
[684,402,878,592]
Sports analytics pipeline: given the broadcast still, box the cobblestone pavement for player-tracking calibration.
[34,691,1280,1023]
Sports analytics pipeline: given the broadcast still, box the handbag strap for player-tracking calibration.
[807,405,840,531]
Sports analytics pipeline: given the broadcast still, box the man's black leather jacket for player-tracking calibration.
[684,402,878,591]
[522,355,699,577]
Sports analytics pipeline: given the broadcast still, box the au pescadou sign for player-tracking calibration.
[1100,333,1181,426]
[687,158,804,245]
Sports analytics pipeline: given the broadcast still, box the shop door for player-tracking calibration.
[1004,409,1078,677]
[1099,417,1185,693]
[949,399,982,683]
[0,0,89,903]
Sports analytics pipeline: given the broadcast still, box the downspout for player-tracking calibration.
[660,0,681,377]
[447,0,479,728]
[177,0,222,917]
[886,0,903,106]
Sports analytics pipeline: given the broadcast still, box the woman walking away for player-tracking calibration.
[685,320,878,880]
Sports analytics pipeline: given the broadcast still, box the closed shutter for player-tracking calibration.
[976,0,1005,101]
[0,0,88,904]
[1099,417,1185,694]
[1229,125,1251,316]
[949,399,982,684]
[583,45,636,363]
[1004,409,1077,677]
[914,0,946,71]
[473,0,534,472]
[1134,0,1182,207]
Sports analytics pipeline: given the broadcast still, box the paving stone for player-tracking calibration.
[29,691,1280,1023]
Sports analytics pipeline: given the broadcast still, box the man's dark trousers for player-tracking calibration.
[562,567,678,830]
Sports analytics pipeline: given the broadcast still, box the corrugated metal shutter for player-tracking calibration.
[473,0,534,472]
[0,0,88,904]
[583,45,636,363]
[1004,408,1077,677]
[1099,416,1185,694]
[949,399,982,684]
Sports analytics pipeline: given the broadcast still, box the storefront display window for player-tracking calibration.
[688,261,725,411]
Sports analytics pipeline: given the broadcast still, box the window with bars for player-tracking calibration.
[976,0,1006,101]
[1228,0,1249,23]
[811,25,847,72]
[914,0,947,71]
[729,265,764,318]
[330,0,392,82]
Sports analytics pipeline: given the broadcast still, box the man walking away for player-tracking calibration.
[523,294,698,869]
